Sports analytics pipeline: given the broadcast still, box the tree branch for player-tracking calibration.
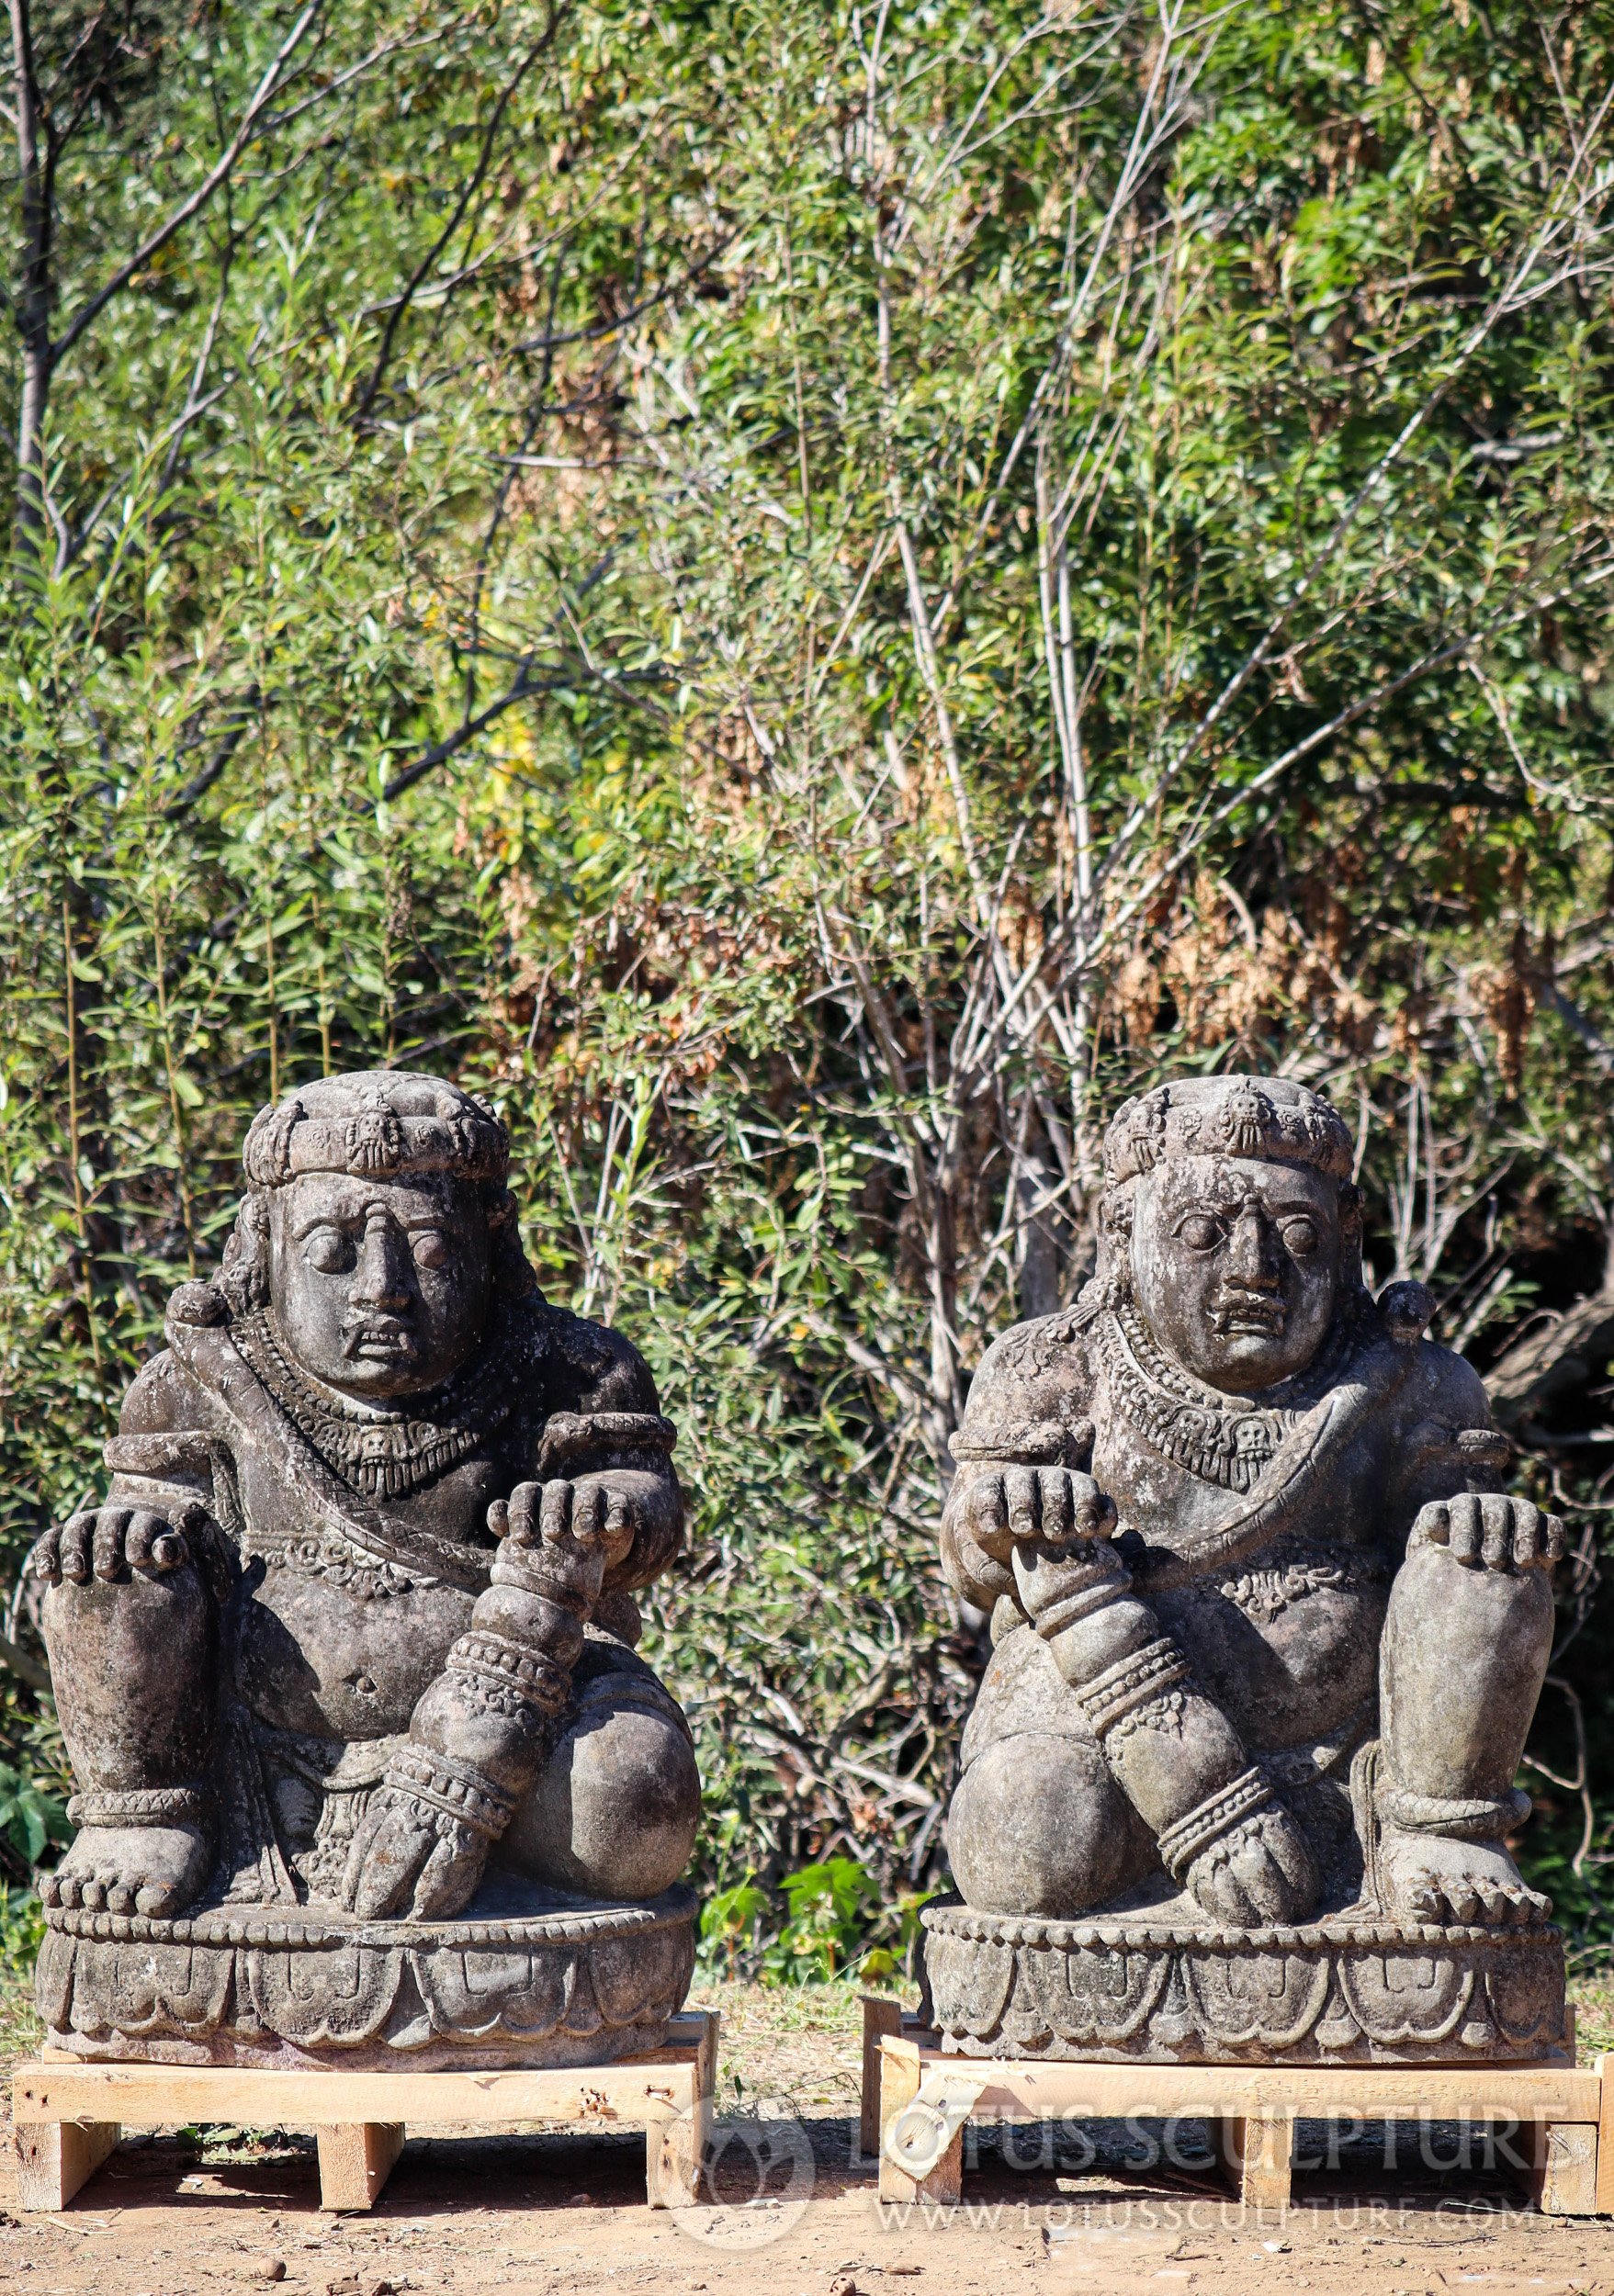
[50,3,322,365]
[352,6,560,425]
[1486,1287,1614,1438]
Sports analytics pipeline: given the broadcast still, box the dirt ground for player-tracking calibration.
[1,1978,1612,2296]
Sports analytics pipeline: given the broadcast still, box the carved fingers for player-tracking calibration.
[492,1475,637,1577]
[29,1506,188,1586]
[342,1791,487,1919]
[1186,1806,1319,1928]
[570,1475,638,1567]
[406,1822,489,1919]
[964,1467,1117,1560]
[1410,1493,1566,1572]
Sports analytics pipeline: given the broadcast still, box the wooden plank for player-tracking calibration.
[1508,2119,1601,2218]
[909,2052,1597,2127]
[1213,2112,1292,2212]
[13,2119,119,2212]
[647,2009,717,2209]
[860,1998,903,2159]
[12,2028,714,2133]
[316,2122,403,2212]
[877,2044,973,2208]
[877,2036,924,2204]
[866,2042,1605,2220]
[1597,2054,1614,2213]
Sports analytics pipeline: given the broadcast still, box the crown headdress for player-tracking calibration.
[1101,1075,1353,1187]
[241,1071,509,1190]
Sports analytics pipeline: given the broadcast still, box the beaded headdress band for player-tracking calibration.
[241,1074,509,1190]
[1102,1076,1353,1188]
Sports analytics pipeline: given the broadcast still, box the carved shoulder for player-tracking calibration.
[118,1347,215,1437]
[1402,1336,1494,1433]
[1381,1336,1508,1534]
[538,1306,662,1417]
[959,1311,1096,1456]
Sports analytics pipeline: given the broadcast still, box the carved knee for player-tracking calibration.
[947,1730,1149,1917]
[42,1565,218,1793]
[502,1683,699,1901]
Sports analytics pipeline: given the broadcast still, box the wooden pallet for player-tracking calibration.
[861,1998,1608,2216]
[11,2009,717,2214]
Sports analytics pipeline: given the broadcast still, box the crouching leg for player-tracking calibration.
[501,1637,699,1901]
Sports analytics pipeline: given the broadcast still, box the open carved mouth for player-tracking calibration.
[1210,1295,1285,1337]
[344,1322,417,1358]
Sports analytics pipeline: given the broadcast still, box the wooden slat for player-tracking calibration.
[646,2008,717,2208]
[13,2021,713,2133]
[316,2122,403,2211]
[1539,2122,1599,2216]
[1213,2112,1292,2211]
[13,2119,119,2212]
[876,2037,925,2204]
[1597,2054,1614,2213]
[860,1998,903,2159]
[1508,2118,1602,2217]
[912,2053,1597,2125]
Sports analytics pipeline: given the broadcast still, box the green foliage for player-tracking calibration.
[0,1765,68,1870]
[0,1884,46,1974]
[698,1856,934,1982]
[2,0,1614,1970]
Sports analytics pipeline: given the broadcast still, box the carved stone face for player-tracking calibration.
[267,1172,492,1400]
[1129,1154,1340,1395]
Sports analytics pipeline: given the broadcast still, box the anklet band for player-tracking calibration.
[1378,1784,1530,1841]
[68,1785,211,1830]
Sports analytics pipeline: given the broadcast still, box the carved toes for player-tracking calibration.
[1393,1862,1549,1930]
[132,1874,187,1918]
[1402,1875,1443,1923]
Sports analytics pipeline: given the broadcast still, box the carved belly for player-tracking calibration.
[234,1566,475,1740]
[1155,1559,1389,1752]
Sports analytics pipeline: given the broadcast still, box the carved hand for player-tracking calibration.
[338,1477,645,1921]
[1183,1806,1319,1927]
[340,1791,490,1921]
[489,1472,641,1578]
[29,1505,190,1583]
[962,1466,1118,1564]
[1409,1493,1565,1572]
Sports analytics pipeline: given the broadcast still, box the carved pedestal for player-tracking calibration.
[923,1901,1567,2064]
[36,1882,696,2070]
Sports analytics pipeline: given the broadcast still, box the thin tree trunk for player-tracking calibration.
[9,0,52,550]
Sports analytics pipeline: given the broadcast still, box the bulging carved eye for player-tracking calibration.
[1178,1213,1225,1252]
[1282,1216,1319,1256]
[412,1230,450,1270]
[306,1228,356,1275]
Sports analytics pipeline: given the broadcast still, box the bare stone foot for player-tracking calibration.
[1377,1824,1550,1927]
[40,1824,211,1918]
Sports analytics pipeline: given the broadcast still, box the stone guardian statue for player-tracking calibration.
[924,1075,1569,2062]
[30,1072,701,2067]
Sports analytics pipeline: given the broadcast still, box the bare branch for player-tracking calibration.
[51,4,322,365]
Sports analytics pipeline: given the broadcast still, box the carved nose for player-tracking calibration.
[351,1220,412,1311]
[1226,1208,1280,1289]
